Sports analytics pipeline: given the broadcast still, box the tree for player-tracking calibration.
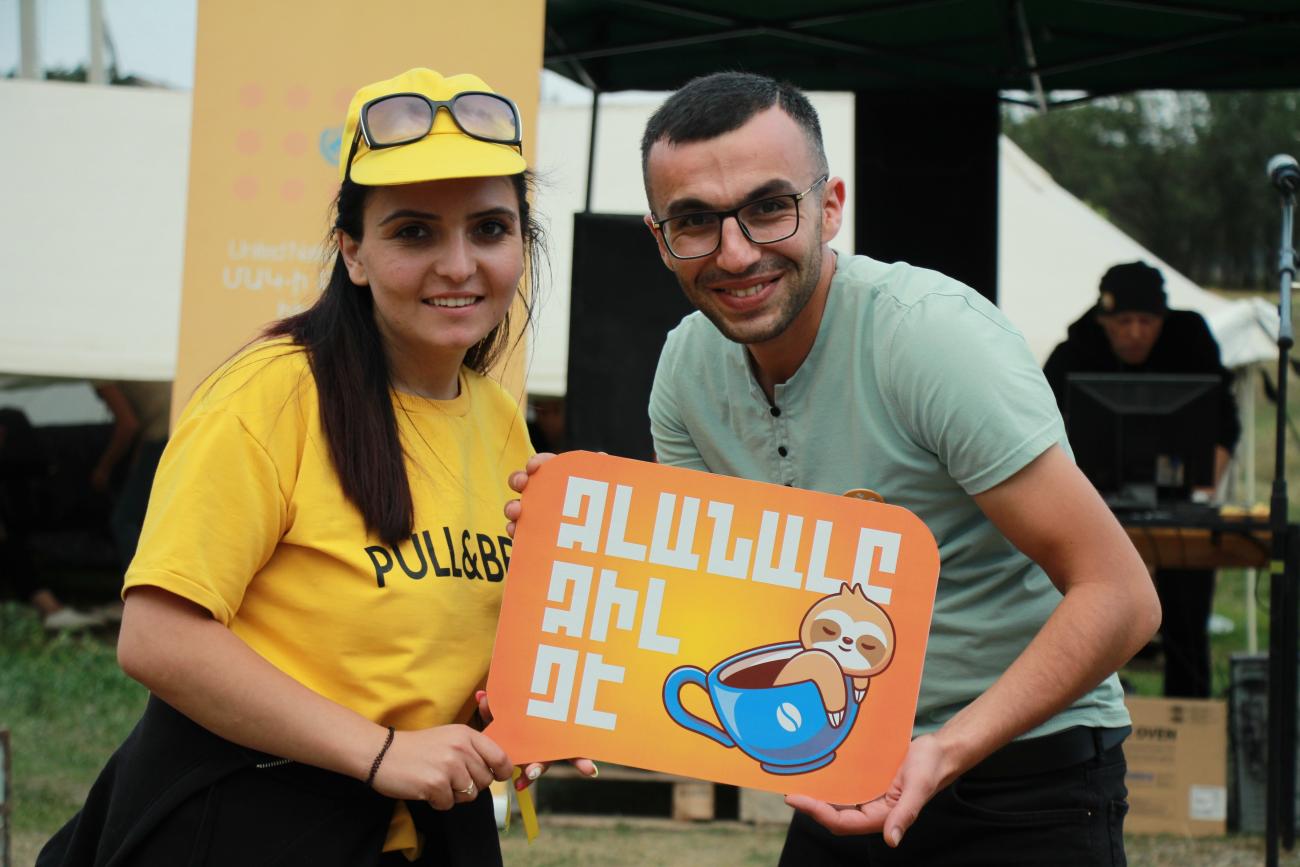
[1004,91,1300,291]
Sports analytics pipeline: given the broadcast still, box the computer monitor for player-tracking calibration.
[1064,373,1222,510]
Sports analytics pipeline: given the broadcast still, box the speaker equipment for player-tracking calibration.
[566,213,695,460]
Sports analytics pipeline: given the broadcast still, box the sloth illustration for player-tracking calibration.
[773,583,896,727]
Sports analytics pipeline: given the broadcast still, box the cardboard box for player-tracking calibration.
[1124,697,1227,836]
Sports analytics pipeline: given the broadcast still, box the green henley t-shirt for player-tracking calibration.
[649,253,1129,737]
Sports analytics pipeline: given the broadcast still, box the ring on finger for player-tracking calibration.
[457,783,476,797]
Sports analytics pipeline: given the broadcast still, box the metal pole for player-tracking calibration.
[1246,373,1259,653]
[1,729,10,867]
[18,0,39,80]
[1283,529,1299,849]
[584,88,600,214]
[1266,189,1295,867]
[1013,0,1048,113]
[88,0,107,84]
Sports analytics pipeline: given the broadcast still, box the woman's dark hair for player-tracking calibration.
[264,172,544,545]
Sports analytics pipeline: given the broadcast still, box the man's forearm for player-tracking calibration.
[942,445,1161,783]
[929,576,1157,784]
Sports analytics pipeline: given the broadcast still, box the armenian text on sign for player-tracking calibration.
[486,452,940,804]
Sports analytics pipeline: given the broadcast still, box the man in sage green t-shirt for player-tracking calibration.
[639,72,1159,866]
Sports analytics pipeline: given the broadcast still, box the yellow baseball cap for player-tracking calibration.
[340,68,526,185]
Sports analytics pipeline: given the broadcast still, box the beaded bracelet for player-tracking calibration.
[365,726,396,788]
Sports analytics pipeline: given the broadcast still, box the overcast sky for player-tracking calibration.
[0,0,622,102]
[1,0,198,87]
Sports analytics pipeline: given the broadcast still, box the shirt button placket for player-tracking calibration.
[771,404,792,485]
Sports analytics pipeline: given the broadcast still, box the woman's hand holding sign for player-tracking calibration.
[500,452,599,790]
[354,447,571,812]
[372,724,513,809]
[504,452,557,537]
[477,679,597,790]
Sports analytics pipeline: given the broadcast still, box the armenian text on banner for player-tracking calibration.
[486,452,940,804]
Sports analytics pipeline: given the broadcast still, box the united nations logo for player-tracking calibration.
[319,127,343,167]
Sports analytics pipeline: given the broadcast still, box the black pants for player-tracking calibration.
[122,765,501,867]
[38,696,501,867]
[779,734,1129,867]
[1155,568,1214,698]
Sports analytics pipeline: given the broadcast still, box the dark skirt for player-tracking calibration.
[38,696,501,867]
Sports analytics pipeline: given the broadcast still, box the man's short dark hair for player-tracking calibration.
[640,72,828,194]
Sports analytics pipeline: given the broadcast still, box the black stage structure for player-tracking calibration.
[545,2,1300,863]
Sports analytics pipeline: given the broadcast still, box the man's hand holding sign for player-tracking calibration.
[490,451,939,808]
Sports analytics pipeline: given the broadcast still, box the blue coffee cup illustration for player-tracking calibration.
[662,641,860,774]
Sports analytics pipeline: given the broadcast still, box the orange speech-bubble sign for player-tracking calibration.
[486,452,939,804]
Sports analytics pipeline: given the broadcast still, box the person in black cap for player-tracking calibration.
[1044,261,1241,698]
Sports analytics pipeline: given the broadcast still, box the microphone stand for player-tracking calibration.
[1266,184,1297,867]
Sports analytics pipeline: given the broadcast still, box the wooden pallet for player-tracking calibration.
[540,763,715,820]
[536,764,793,824]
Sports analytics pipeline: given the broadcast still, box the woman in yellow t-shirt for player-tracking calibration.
[40,69,590,867]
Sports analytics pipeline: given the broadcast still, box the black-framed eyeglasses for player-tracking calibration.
[343,91,523,182]
[650,175,829,260]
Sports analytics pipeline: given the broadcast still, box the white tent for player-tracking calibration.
[995,134,1281,514]
[998,136,1279,367]
[0,79,1280,393]
[0,78,189,383]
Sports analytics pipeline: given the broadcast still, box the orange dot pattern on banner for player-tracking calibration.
[231,84,322,204]
[239,83,264,109]
[232,175,259,200]
[280,179,305,202]
[236,130,261,156]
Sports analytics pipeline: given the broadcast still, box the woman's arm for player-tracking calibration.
[119,586,512,808]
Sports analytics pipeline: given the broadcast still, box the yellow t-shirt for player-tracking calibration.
[124,339,532,852]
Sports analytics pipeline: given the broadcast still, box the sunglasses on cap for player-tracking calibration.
[360,91,522,150]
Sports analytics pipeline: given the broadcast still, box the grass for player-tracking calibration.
[0,604,147,860]
[499,820,1300,865]
[499,819,789,866]
[1120,566,1273,700]
[3,589,1299,867]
